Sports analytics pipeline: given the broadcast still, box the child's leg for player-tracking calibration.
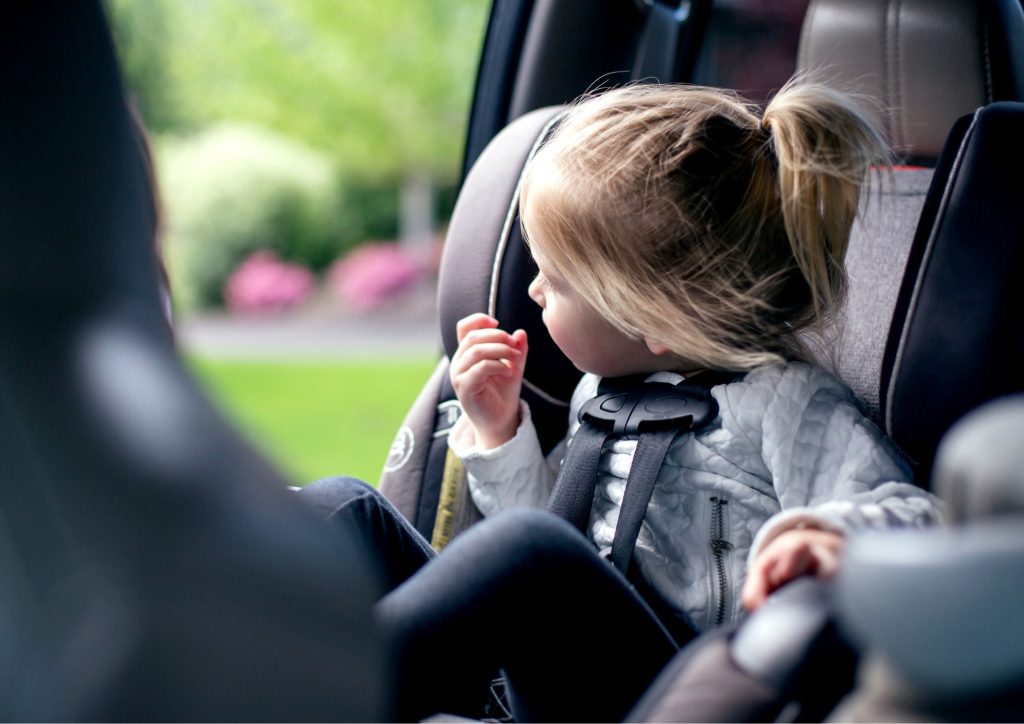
[380,509,679,722]
[299,477,435,593]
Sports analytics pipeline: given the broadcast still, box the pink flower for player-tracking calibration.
[223,250,314,314]
[328,242,423,312]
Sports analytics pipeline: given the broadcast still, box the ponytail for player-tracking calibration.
[519,81,892,372]
[762,81,891,318]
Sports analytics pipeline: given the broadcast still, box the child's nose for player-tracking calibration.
[527,275,544,307]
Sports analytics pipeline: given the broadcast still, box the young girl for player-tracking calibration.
[305,80,939,722]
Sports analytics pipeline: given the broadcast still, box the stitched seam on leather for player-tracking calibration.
[884,109,979,434]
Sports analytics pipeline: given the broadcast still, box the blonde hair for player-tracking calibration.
[519,80,890,371]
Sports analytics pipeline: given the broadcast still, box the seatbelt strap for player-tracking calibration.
[610,426,678,572]
[546,420,607,532]
[547,370,736,575]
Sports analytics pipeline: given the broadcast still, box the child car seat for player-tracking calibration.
[382,0,1024,720]
[0,4,387,719]
[381,0,1024,545]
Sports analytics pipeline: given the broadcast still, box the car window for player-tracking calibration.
[104,1,490,486]
[691,0,812,103]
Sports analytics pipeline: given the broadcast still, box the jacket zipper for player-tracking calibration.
[709,496,732,627]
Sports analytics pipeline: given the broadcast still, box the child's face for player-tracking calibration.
[526,238,671,378]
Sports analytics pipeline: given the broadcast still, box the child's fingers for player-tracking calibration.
[457,327,518,351]
[769,546,813,587]
[457,359,518,390]
[741,565,772,611]
[456,313,498,343]
[451,342,523,376]
[511,329,529,371]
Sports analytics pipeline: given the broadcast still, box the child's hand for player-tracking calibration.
[741,527,844,611]
[450,313,528,449]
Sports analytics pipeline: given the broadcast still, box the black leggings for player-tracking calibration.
[300,478,678,722]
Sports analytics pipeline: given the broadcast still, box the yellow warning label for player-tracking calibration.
[430,450,465,551]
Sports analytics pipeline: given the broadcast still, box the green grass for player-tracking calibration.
[187,355,438,486]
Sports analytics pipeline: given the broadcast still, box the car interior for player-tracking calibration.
[0,0,1022,721]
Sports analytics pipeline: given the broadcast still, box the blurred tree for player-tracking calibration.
[105,0,489,264]
[106,0,488,179]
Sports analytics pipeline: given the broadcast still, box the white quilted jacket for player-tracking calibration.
[448,362,940,633]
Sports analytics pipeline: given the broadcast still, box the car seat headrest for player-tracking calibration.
[798,0,1024,163]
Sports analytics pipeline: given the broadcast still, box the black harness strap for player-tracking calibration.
[547,422,606,532]
[547,370,737,576]
[610,426,679,573]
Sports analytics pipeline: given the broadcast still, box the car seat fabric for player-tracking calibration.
[0,4,387,719]
[813,168,934,424]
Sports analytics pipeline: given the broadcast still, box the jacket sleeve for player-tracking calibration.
[448,400,563,516]
[733,364,943,562]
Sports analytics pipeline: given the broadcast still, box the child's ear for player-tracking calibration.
[644,338,672,356]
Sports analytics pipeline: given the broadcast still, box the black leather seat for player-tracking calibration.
[0,4,387,719]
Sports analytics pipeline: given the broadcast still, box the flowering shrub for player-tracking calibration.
[328,242,423,312]
[160,124,337,310]
[224,250,315,314]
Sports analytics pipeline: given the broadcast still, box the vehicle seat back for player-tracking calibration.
[798,0,1024,163]
[798,0,1024,482]
[0,4,386,719]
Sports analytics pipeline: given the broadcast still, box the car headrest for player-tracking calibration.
[798,0,1024,163]
[438,105,578,451]
[881,102,1024,483]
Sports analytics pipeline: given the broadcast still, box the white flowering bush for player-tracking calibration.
[160,124,338,310]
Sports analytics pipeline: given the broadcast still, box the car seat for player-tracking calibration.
[381,0,1024,540]
[381,0,1024,719]
[0,4,387,720]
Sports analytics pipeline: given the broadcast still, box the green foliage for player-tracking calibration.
[187,355,438,486]
[161,124,339,309]
[104,0,183,132]
[333,176,400,246]
[107,0,490,179]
